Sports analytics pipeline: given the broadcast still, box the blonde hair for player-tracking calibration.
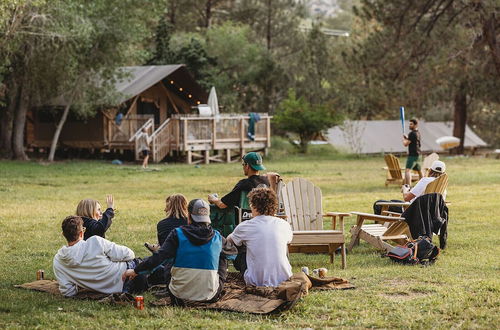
[76,199,100,219]
[165,194,188,219]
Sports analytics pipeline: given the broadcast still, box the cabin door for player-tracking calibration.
[137,98,160,127]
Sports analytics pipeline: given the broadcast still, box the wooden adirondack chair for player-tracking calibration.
[281,178,349,268]
[348,212,409,252]
[384,154,418,186]
[424,173,448,195]
[352,173,450,252]
[422,153,439,173]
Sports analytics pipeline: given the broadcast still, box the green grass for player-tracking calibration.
[0,152,499,329]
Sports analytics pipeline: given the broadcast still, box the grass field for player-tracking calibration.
[0,150,499,329]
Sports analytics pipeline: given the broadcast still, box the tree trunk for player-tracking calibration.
[12,82,29,160]
[0,81,18,158]
[48,104,71,162]
[204,0,212,28]
[452,82,467,154]
[266,0,272,51]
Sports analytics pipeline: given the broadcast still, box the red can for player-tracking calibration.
[36,269,45,281]
[135,296,144,310]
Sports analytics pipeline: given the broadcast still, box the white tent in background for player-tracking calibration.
[208,86,220,117]
[327,120,488,154]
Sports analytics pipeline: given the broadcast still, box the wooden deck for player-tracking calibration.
[126,114,271,164]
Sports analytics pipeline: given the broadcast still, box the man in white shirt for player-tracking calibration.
[53,215,145,296]
[402,160,447,202]
[227,187,293,287]
[374,160,447,214]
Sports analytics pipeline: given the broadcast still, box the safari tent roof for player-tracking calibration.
[47,65,207,106]
[327,120,488,154]
[113,65,207,104]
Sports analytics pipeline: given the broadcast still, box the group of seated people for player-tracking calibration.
[53,152,447,304]
[53,152,292,305]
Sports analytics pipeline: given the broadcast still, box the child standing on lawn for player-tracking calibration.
[76,195,115,240]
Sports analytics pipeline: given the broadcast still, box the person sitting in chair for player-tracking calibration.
[374,160,447,215]
[208,152,270,209]
[226,187,293,287]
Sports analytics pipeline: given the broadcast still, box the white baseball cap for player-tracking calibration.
[430,160,446,173]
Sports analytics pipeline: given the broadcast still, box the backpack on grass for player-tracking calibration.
[386,236,440,265]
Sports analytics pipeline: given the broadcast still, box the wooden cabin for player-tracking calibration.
[27,65,271,164]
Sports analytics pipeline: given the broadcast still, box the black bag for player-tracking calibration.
[387,236,439,265]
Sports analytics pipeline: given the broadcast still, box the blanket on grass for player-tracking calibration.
[15,272,354,314]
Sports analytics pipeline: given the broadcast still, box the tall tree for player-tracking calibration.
[348,0,500,153]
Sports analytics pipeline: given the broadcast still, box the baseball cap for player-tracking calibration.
[243,152,265,171]
[188,199,211,223]
[430,160,446,173]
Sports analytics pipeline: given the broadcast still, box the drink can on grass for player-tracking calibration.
[36,269,44,281]
[318,268,328,278]
[301,267,309,275]
[135,296,144,310]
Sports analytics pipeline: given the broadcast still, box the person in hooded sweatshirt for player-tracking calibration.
[53,215,147,297]
[122,199,228,306]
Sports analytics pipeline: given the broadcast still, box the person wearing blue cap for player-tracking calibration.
[208,152,270,209]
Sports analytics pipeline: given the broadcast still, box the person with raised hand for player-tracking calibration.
[75,194,115,240]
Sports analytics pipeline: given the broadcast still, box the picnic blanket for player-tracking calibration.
[15,272,354,314]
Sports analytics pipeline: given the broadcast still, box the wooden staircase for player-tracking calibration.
[130,118,177,163]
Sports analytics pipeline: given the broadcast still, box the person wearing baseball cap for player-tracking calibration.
[123,199,228,305]
[374,160,447,214]
[208,152,270,210]
[402,160,447,203]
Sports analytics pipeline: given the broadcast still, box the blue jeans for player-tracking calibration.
[122,258,149,294]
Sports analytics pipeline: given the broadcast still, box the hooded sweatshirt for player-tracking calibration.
[53,236,135,296]
[134,223,226,301]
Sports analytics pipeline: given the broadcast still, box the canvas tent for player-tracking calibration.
[327,120,487,154]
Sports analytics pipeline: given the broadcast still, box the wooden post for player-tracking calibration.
[226,149,231,163]
[183,119,188,151]
[204,150,210,164]
[212,118,216,149]
[176,119,180,150]
[266,116,271,147]
[240,117,245,149]
[187,149,192,164]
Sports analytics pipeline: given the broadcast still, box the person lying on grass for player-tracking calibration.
[76,195,115,240]
[226,187,293,287]
[53,215,147,297]
[373,160,447,215]
[123,199,229,306]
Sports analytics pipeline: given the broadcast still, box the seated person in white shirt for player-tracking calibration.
[53,215,147,296]
[226,187,293,287]
[402,160,447,202]
[374,160,446,214]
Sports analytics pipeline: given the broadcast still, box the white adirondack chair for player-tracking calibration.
[281,178,349,268]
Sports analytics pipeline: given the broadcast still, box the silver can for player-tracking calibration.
[312,268,319,277]
[301,266,309,275]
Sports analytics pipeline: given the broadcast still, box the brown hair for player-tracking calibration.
[165,194,188,219]
[76,199,100,219]
[410,118,418,125]
[62,216,84,242]
[248,187,278,216]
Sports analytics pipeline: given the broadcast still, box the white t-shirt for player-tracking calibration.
[137,132,149,151]
[410,177,447,203]
[228,215,293,287]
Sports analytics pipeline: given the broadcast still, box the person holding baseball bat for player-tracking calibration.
[402,118,423,185]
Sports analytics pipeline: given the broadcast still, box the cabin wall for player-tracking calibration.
[31,110,105,148]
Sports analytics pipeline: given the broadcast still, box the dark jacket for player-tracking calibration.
[401,193,448,249]
[157,217,188,246]
[82,208,114,240]
[135,223,227,282]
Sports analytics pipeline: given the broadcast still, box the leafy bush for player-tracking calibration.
[274,90,342,153]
